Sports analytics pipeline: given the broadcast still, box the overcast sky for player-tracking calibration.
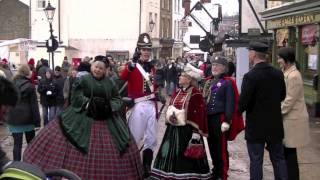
[20,0,239,15]
[210,0,239,15]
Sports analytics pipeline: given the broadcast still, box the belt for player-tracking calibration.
[134,93,155,103]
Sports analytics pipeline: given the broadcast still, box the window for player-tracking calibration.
[37,0,46,9]
[174,20,177,39]
[155,13,158,33]
[149,12,152,22]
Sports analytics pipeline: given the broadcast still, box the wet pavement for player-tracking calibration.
[1,106,320,179]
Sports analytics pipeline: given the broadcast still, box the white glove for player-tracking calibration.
[191,132,201,141]
[46,91,52,95]
[37,76,42,80]
[221,122,230,132]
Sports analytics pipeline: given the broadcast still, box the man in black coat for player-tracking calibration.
[239,41,288,180]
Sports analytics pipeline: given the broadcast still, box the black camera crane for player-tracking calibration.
[182,1,225,54]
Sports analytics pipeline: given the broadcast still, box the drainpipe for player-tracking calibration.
[29,0,31,39]
[58,0,61,43]
[139,0,142,34]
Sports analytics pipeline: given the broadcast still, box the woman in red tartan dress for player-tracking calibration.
[23,56,143,180]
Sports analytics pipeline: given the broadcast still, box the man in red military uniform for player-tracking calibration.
[120,33,158,178]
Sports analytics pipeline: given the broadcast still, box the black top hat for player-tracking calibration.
[248,41,269,53]
[137,33,152,49]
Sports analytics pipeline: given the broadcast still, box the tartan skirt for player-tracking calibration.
[23,119,143,180]
[150,125,211,180]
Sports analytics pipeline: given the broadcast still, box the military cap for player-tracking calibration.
[137,33,152,49]
[248,41,269,53]
[210,56,228,67]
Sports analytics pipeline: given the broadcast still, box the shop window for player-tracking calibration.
[305,45,318,71]
[301,24,318,76]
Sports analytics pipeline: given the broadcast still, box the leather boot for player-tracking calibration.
[143,148,153,178]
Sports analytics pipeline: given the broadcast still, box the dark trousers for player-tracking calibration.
[12,130,35,161]
[284,147,299,180]
[207,115,229,180]
[247,141,288,180]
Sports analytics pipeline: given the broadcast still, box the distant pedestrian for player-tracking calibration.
[53,66,66,116]
[6,64,40,161]
[278,47,310,180]
[0,59,13,80]
[37,69,58,125]
[63,68,77,107]
[239,41,288,180]
[164,59,179,96]
[61,56,71,78]
[28,58,37,85]
[37,59,49,80]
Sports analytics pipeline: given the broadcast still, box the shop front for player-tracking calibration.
[261,0,320,115]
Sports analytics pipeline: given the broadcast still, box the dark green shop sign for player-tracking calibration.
[267,13,320,29]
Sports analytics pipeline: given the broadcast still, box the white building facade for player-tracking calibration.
[172,0,185,58]
[141,0,161,59]
[28,0,161,66]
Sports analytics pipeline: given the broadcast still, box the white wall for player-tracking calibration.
[142,0,160,38]
[235,47,249,93]
[172,0,184,41]
[66,0,141,57]
[67,0,140,39]
[30,0,61,42]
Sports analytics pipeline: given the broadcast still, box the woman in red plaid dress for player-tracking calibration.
[23,56,143,180]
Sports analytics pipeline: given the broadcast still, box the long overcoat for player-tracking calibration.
[281,65,310,148]
[239,62,286,143]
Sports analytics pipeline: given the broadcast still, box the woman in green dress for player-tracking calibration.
[24,56,143,180]
[150,63,211,179]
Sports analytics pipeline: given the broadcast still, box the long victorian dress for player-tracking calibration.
[23,74,144,180]
[150,86,211,179]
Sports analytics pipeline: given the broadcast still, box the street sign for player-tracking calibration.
[46,37,59,52]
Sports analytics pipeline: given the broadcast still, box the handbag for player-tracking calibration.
[165,89,192,126]
[184,138,205,159]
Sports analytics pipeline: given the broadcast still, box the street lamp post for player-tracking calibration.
[44,1,58,69]
[149,19,155,33]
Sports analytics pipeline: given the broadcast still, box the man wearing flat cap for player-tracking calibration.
[202,56,244,180]
[120,33,159,178]
[239,41,288,180]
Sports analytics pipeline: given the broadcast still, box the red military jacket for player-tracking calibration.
[120,62,157,99]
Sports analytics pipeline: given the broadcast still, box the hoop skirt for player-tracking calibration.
[23,118,143,180]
